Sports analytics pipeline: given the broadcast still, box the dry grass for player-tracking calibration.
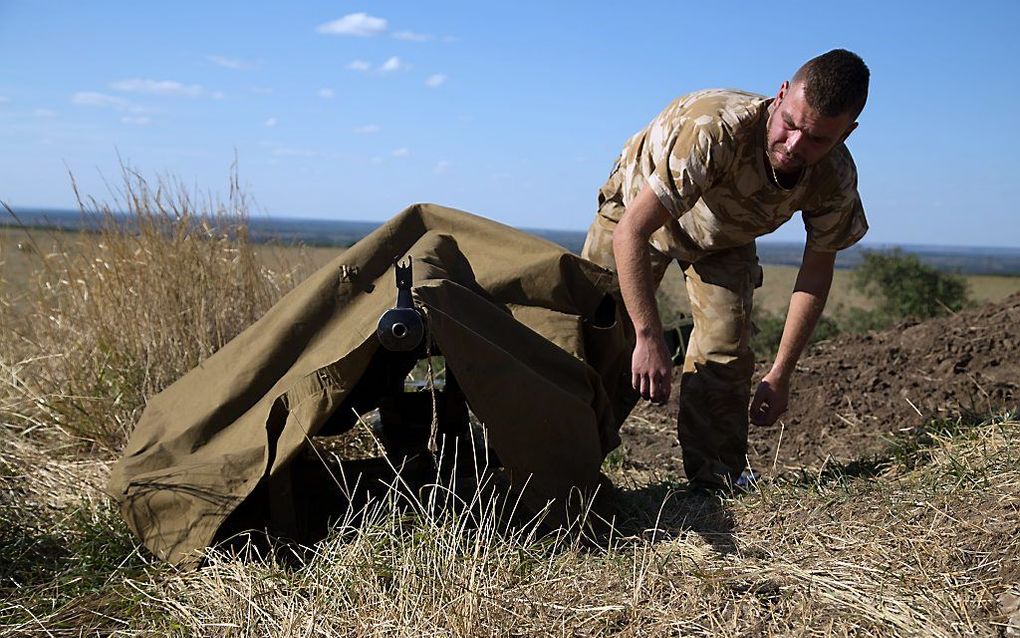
[1,176,1018,636]
[2,413,1017,636]
[0,170,311,451]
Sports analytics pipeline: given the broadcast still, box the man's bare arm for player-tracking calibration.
[613,184,673,403]
[749,246,835,425]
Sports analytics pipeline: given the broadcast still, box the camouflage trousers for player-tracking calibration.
[582,211,762,488]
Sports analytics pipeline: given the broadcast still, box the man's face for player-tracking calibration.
[766,80,858,175]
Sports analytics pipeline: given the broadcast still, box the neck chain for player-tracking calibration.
[768,153,796,191]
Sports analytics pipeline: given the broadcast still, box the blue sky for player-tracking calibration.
[1,1,1018,247]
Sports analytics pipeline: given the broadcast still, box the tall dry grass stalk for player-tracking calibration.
[0,168,308,451]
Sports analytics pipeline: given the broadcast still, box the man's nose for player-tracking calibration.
[786,130,804,154]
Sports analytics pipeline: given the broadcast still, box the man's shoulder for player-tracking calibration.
[654,89,768,145]
[668,89,767,124]
[677,88,767,109]
[810,143,859,194]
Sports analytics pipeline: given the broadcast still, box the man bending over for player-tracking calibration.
[582,49,870,490]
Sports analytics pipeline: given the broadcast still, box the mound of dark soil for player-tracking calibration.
[625,292,1020,475]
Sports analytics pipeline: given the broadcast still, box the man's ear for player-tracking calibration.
[839,121,859,143]
[776,80,789,103]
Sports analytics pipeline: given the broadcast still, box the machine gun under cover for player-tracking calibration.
[370,257,485,476]
[376,258,425,353]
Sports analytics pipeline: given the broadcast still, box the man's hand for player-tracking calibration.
[749,371,789,426]
[632,334,673,403]
[750,247,835,426]
[613,184,674,404]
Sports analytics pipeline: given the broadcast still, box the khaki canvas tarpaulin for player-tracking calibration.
[109,203,637,566]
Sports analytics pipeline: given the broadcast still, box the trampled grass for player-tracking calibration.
[1,175,1018,636]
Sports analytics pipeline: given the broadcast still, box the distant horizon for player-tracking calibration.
[5,205,1020,253]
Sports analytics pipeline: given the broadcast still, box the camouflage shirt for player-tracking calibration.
[597,89,868,261]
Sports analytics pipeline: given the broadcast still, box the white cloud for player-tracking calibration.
[350,57,409,74]
[316,13,387,37]
[391,147,410,157]
[392,30,433,42]
[122,115,151,125]
[110,78,205,97]
[211,91,226,100]
[425,74,447,88]
[380,56,406,73]
[71,91,146,113]
[353,124,380,134]
[264,117,278,127]
[317,88,335,99]
[433,160,450,175]
[32,108,57,118]
[72,91,127,108]
[207,55,255,70]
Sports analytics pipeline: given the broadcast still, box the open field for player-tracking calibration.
[656,260,1020,323]
[0,227,322,306]
[6,227,1020,320]
[2,208,1020,636]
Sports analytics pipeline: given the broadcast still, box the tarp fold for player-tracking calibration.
[109,203,636,566]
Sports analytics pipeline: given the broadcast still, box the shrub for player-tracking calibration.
[851,249,969,322]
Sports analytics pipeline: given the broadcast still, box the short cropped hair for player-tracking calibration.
[792,49,870,119]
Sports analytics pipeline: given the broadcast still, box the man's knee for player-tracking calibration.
[684,262,755,363]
